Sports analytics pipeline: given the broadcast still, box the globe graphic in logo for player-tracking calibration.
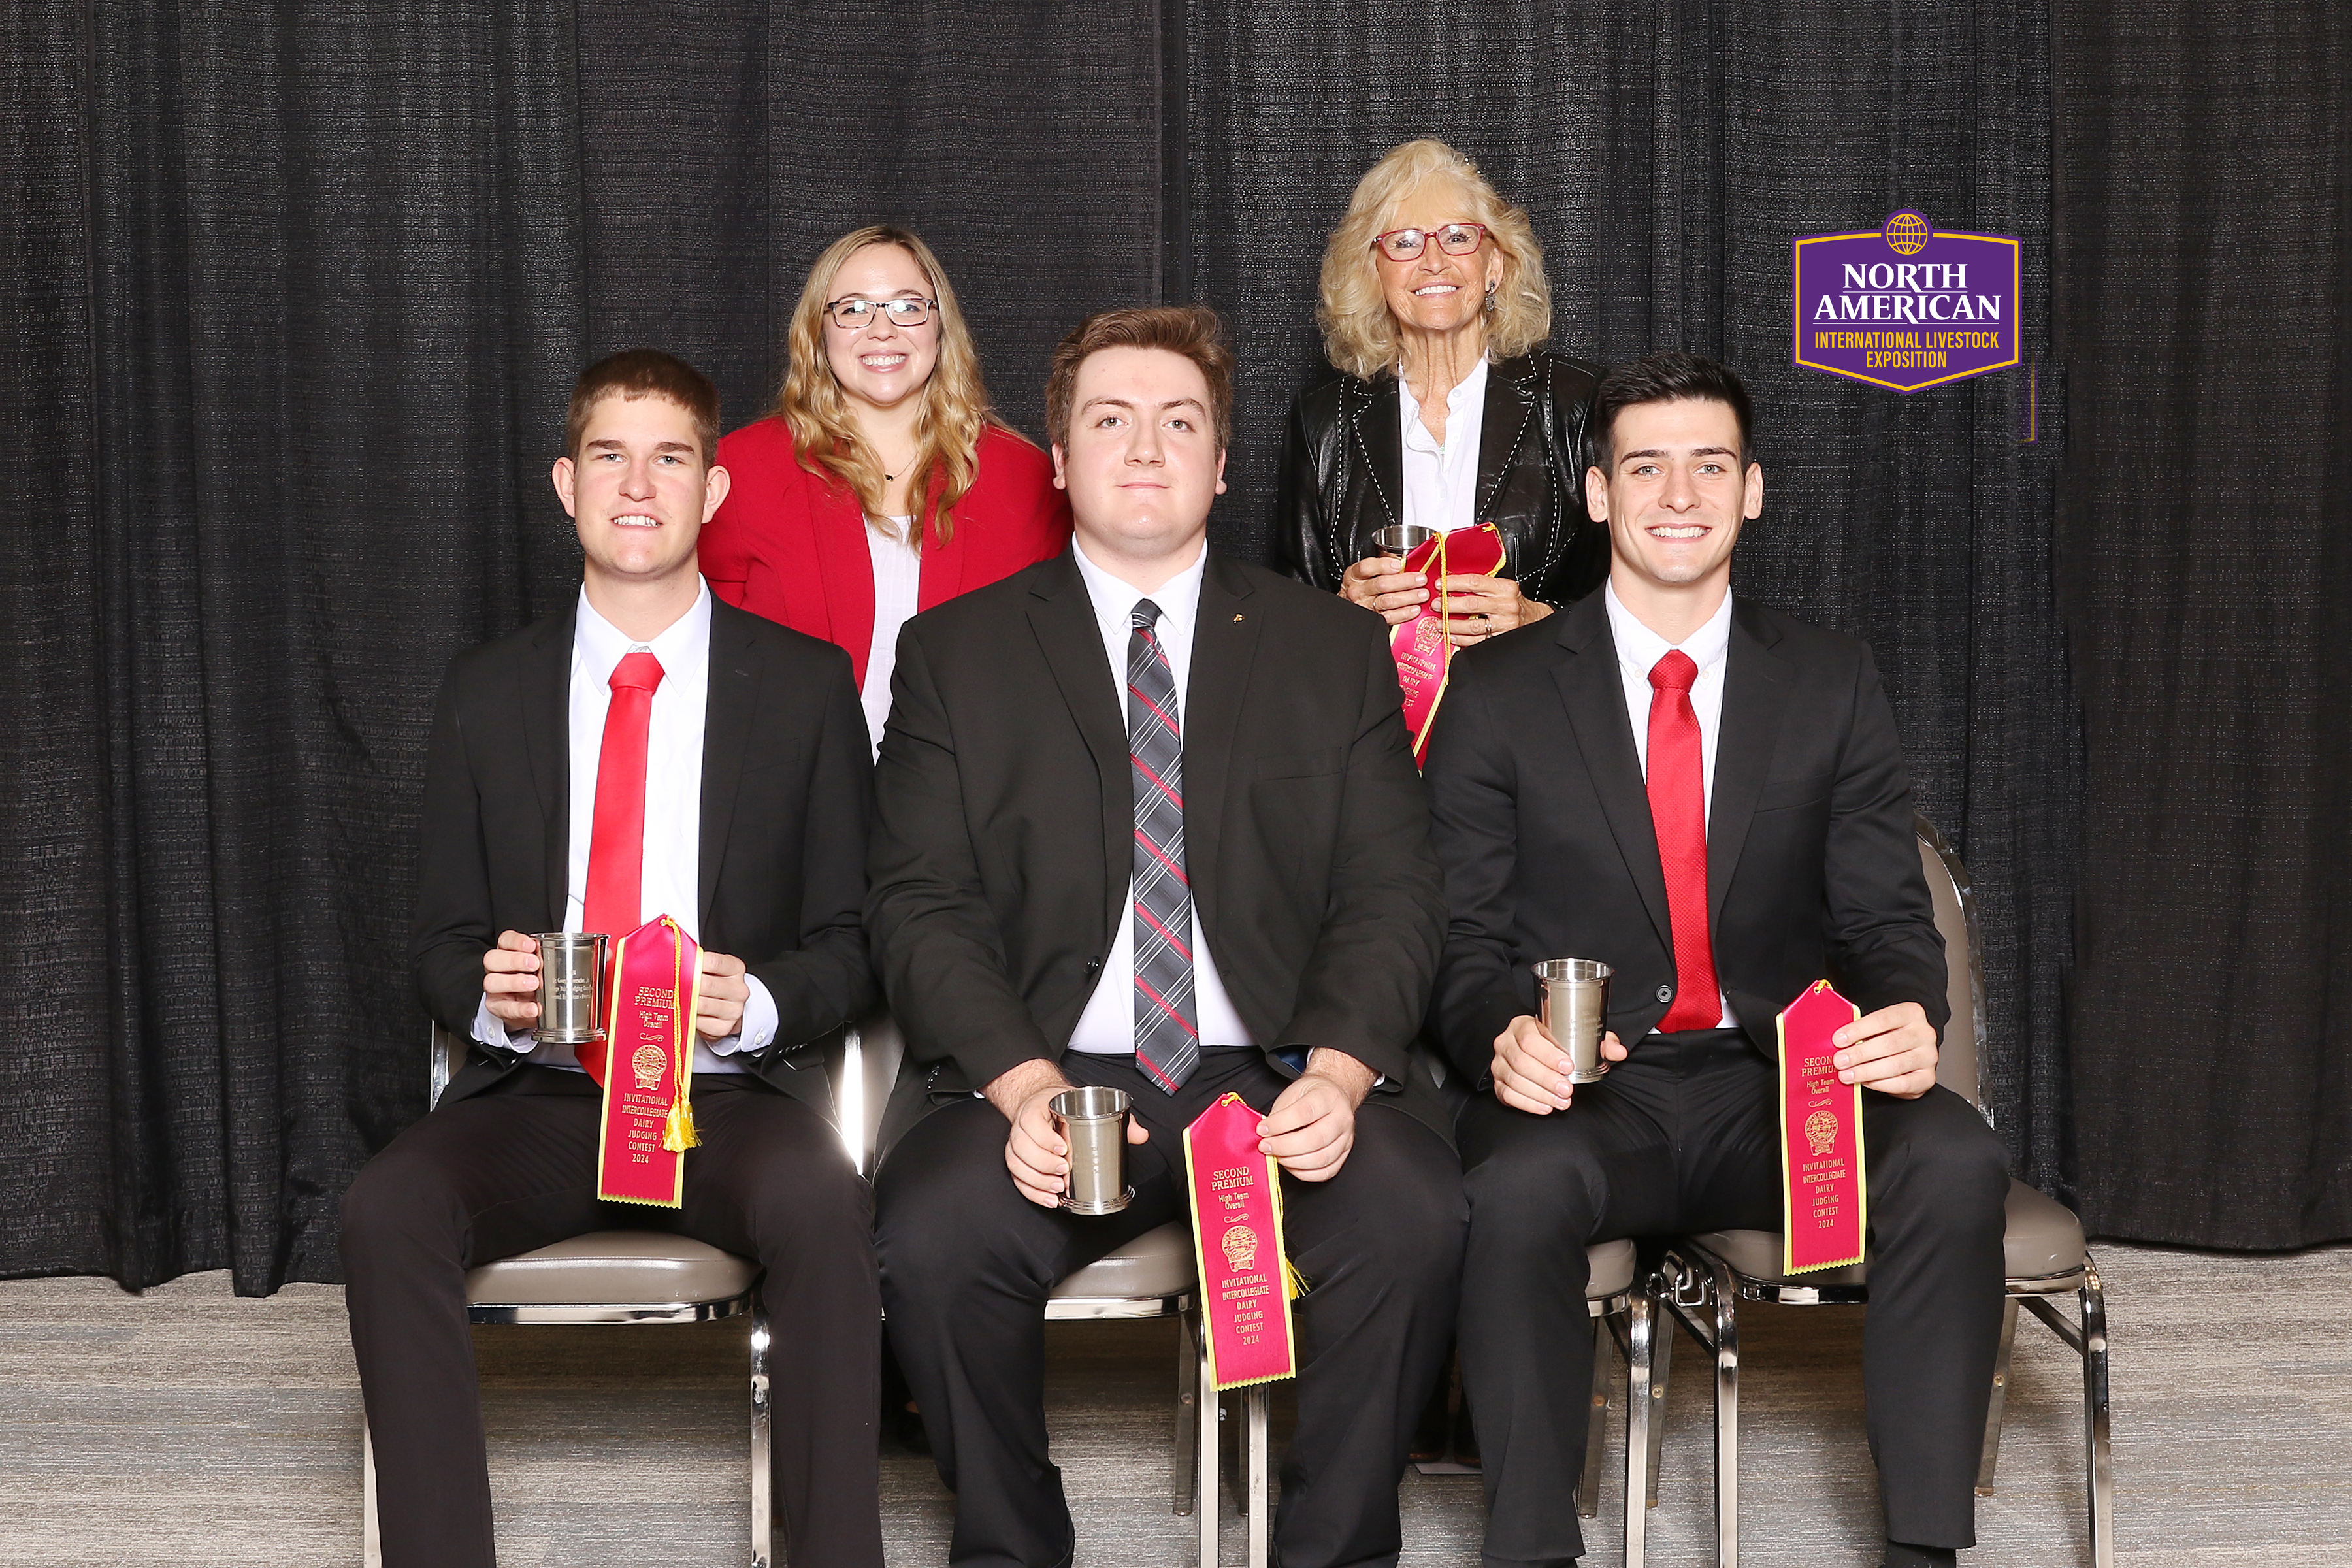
[1884,212,1932,254]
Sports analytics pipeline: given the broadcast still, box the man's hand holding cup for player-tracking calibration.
[1491,1017,1628,1115]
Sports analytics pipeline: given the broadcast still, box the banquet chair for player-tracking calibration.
[1421,1048,1664,1568]
[1652,816,2113,1567]
[853,1017,1245,1568]
[361,1021,783,1567]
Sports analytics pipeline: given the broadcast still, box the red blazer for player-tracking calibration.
[702,419,1072,688]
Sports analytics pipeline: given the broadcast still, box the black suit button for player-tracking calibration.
[1656,984,1673,1004]
[1085,956,1103,973]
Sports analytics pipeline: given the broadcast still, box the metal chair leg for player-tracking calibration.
[2082,1263,2114,1568]
[362,1420,382,1568]
[1977,1295,2020,1496]
[1710,1258,1740,1568]
[1646,1282,1674,1509]
[1175,1312,1201,1516]
[1245,1385,1271,1568]
[1197,1330,1220,1568]
[1578,1315,1614,1518]
[749,1305,773,1568]
[1230,1386,1247,1518]
[1622,1291,1654,1568]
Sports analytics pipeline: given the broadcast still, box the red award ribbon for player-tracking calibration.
[1183,1093,1303,1390]
[1777,980,1869,1273]
[594,914,703,1208]
[1390,523,1508,766]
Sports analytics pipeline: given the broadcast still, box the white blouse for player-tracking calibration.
[862,515,922,755]
[1396,354,1489,536]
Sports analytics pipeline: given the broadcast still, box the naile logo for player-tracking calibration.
[1793,211,2020,392]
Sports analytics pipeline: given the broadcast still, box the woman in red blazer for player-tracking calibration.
[703,225,1071,749]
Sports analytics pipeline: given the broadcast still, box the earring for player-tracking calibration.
[1484,280,1498,313]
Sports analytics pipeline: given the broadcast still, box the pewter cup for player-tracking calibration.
[1053,1086,1134,1215]
[1371,523,1437,561]
[534,932,610,1047]
[1533,958,1615,1083]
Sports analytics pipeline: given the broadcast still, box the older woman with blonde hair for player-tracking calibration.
[1279,140,1606,642]
[702,225,1070,750]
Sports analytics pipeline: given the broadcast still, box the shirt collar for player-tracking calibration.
[1071,536,1208,640]
[574,578,713,687]
[1604,578,1734,678]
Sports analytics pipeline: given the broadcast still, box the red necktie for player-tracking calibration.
[1646,649,1722,1031]
[578,648,664,1082]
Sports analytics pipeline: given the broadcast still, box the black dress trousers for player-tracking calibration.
[875,1049,1467,1568]
[1455,1029,2008,1567]
[339,1066,884,1568]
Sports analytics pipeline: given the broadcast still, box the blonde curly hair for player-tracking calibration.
[1316,139,1552,382]
[770,225,1011,547]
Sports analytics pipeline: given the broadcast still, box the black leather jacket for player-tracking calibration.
[1275,349,1609,608]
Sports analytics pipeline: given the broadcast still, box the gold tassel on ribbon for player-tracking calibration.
[662,1098,700,1153]
[659,916,700,1154]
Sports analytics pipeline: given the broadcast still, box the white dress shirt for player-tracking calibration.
[1063,541,1255,1055]
[1397,354,1489,536]
[1604,580,1738,1030]
[861,515,922,756]
[472,580,777,1071]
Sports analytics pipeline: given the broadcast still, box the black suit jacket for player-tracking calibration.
[867,547,1452,1149]
[1276,350,1610,608]
[412,595,877,1117]
[1422,591,1946,1084]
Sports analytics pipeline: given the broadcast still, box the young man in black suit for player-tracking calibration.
[1424,353,2008,1568]
[340,350,883,1568]
[868,306,1467,1568]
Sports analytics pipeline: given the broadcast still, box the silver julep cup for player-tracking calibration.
[1371,523,1437,561]
[1053,1086,1134,1215]
[533,932,610,1047]
[1533,958,1615,1083]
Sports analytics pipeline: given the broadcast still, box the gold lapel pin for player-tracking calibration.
[1233,613,1245,623]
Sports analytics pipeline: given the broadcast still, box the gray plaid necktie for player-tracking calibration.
[1126,599,1198,1092]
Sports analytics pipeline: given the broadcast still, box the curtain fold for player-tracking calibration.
[2053,2,2352,1247]
[58,0,591,1292]
[2,0,110,1281]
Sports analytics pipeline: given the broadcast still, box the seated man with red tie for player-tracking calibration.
[1423,353,2010,1568]
[339,350,883,1568]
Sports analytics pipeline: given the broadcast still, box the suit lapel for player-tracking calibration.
[809,478,871,655]
[1183,554,1259,947]
[1350,376,1403,530]
[1549,597,1673,948]
[1026,553,1130,936]
[1474,357,1538,547]
[1705,601,1792,932]
[521,608,576,926]
[698,600,761,932]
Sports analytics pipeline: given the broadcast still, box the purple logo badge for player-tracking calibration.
[1793,212,2020,393]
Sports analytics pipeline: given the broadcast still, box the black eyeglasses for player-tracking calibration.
[824,296,936,329]
[1371,223,1490,262]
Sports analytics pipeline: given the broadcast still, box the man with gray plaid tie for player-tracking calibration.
[869,306,1468,1568]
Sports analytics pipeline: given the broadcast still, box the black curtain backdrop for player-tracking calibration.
[2053,5,2352,1247]
[0,0,2336,1292]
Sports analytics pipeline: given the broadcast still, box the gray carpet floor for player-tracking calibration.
[1,1241,2346,1566]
